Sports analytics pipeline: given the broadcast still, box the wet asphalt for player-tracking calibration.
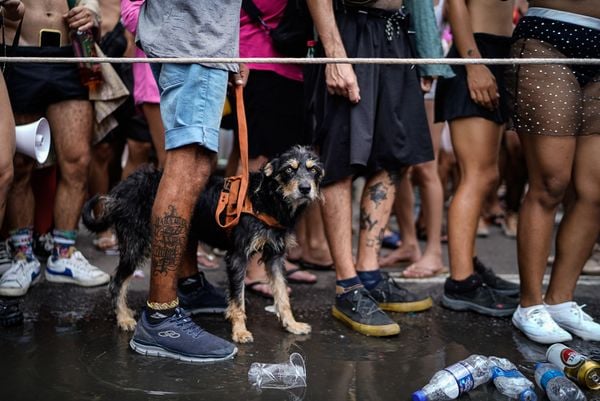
[1,222,599,401]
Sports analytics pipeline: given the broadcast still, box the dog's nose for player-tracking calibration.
[298,184,311,195]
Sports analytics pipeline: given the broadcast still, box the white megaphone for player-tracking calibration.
[15,117,51,164]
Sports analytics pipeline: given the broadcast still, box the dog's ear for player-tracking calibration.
[262,157,280,177]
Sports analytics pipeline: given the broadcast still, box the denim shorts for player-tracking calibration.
[158,64,228,151]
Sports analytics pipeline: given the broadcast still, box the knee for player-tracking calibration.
[60,151,91,186]
[92,142,114,165]
[0,161,13,191]
[413,162,439,186]
[530,175,570,208]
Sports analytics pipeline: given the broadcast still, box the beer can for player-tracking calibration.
[547,343,600,390]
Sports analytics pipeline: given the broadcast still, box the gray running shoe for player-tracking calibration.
[130,308,237,363]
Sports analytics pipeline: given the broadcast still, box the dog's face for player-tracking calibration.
[262,146,324,208]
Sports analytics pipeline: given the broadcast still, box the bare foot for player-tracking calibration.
[401,253,448,278]
[379,242,421,267]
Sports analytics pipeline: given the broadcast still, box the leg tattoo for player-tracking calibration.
[151,205,189,276]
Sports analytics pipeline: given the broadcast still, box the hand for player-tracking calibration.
[1,0,25,21]
[229,63,250,88]
[465,64,499,111]
[420,76,434,93]
[63,6,97,32]
[324,63,360,103]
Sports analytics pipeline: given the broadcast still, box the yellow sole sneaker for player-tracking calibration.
[332,306,400,337]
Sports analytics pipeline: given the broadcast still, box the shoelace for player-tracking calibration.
[528,308,559,329]
[352,289,381,318]
[172,310,206,339]
[571,303,593,323]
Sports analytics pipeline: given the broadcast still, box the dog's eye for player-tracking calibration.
[285,167,294,174]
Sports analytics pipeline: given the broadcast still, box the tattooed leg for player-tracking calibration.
[356,170,396,271]
[148,145,213,304]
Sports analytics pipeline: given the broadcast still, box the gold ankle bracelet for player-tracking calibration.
[146,298,179,310]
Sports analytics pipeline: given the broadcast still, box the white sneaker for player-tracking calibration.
[0,240,12,275]
[546,302,600,341]
[512,304,573,344]
[46,249,110,287]
[0,257,41,296]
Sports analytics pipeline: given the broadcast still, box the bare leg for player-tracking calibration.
[6,113,44,230]
[545,135,600,305]
[517,134,575,307]
[379,171,421,267]
[448,117,503,280]
[121,138,152,179]
[356,170,396,272]
[0,75,16,226]
[148,145,214,303]
[142,103,166,168]
[321,177,355,280]
[299,202,333,266]
[47,100,93,230]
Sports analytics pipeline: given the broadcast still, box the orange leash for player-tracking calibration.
[216,85,250,229]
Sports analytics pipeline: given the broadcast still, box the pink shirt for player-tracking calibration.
[120,0,160,105]
[240,0,303,82]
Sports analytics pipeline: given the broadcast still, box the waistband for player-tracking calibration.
[11,46,75,57]
[339,0,406,19]
[526,7,600,31]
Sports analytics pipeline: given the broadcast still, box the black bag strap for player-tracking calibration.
[241,0,270,30]
[1,13,23,72]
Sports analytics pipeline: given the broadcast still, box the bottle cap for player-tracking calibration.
[412,390,428,401]
[519,389,537,401]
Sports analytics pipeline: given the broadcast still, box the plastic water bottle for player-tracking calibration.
[412,355,493,401]
[248,353,307,390]
[547,343,600,390]
[489,356,537,401]
[534,363,587,401]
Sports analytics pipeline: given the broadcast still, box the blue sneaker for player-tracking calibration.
[130,308,237,363]
[178,272,228,315]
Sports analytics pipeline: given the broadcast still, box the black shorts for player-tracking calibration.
[306,6,432,186]
[435,33,511,124]
[5,46,89,114]
[243,70,306,159]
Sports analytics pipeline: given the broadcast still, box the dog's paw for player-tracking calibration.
[118,317,137,331]
[232,329,254,343]
[285,321,312,335]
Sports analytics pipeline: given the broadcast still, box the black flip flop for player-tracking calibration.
[297,260,334,271]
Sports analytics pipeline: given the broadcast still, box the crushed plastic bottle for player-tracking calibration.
[489,356,537,401]
[412,355,493,401]
[547,343,600,390]
[534,363,587,401]
[248,352,306,390]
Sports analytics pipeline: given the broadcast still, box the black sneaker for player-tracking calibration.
[369,272,433,313]
[0,299,24,327]
[473,257,520,296]
[130,307,237,363]
[442,276,518,317]
[332,286,400,337]
[178,272,227,315]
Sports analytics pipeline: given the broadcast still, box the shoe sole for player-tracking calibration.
[553,323,600,342]
[331,306,400,337]
[129,339,238,363]
[0,272,42,297]
[441,294,515,317]
[379,297,433,313]
[45,272,110,287]
[512,316,573,344]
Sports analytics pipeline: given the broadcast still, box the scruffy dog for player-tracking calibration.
[82,146,323,343]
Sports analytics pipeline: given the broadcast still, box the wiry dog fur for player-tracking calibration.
[82,146,323,343]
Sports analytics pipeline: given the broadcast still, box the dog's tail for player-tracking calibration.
[81,194,113,233]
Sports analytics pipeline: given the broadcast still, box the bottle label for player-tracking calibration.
[492,367,523,379]
[560,348,586,368]
[540,370,563,391]
[445,363,474,394]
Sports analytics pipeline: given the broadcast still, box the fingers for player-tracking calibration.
[325,63,361,103]
[63,7,95,31]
